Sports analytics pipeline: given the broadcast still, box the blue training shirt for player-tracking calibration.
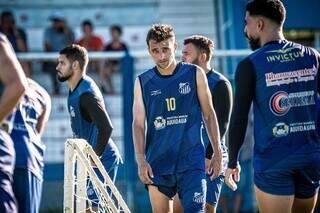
[139,62,205,175]
[10,79,48,179]
[68,76,121,164]
[249,40,320,171]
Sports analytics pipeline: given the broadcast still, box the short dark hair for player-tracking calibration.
[184,35,214,61]
[146,24,175,46]
[246,0,286,25]
[1,11,14,23]
[82,19,93,28]
[59,44,89,71]
[110,25,122,35]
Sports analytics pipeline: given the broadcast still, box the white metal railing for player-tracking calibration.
[16,49,253,61]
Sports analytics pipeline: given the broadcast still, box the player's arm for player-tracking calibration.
[0,34,27,123]
[35,82,52,135]
[225,58,255,191]
[206,80,233,159]
[132,78,153,184]
[80,92,113,157]
[196,66,222,179]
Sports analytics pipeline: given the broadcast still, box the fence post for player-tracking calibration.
[121,52,135,210]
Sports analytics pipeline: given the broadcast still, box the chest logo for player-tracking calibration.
[179,82,191,95]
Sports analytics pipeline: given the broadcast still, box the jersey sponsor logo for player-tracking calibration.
[269,91,315,116]
[272,121,315,137]
[150,89,161,96]
[153,115,188,130]
[154,116,166,130]
[289,121,316,133]
[265,66,317,87]
[69,106,75,117]
[272,122,289,137]
[179,82,191,95]
[193,192,205,204]
[265,48,304,63]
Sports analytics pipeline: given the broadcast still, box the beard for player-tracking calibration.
[190,58,200,66]
[57,69,72,82]
[245,32,261,51]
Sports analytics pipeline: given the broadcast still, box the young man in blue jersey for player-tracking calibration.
[172,35,232,213]
[56,44,122,211]
[133,24,223,212]
[0,33,27,213]
[225,1,320,212]
[10,78,51,213]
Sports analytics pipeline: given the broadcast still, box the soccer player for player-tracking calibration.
[225,1,320,212]
[132,24,222,212]
[172,35,232,213]
[10,78,51,213]
[0,33,27,212]
[56,44,122,210]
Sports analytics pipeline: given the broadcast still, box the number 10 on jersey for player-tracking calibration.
[166,98,176,111]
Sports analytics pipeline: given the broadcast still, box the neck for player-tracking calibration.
[201,62,211,74]
[261,27,285,46]
[157,59,177,75]
[68,70,84,91]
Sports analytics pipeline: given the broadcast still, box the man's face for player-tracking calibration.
[82,25,93,36]
[181,43,200,65]
[56,54,73,82]
[148,38,177,70]
[244,12,261,51]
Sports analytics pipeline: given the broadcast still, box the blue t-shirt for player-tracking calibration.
[68,76,121,164]
[248,40,320,171]
[10,79,48,179]
[139,62,205,175]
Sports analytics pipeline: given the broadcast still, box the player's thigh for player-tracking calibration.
[173,193,183,213]
[292,195,318,213]
[177,169,207,213]
[148,185,172,213]
[254,185,294,213]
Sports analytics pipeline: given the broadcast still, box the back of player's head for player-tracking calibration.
[246,0,286,26]
[59,44,89,71]
[146,24,175,46]
[184,35,214,61]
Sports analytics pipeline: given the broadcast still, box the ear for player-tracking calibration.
[199,52,207,63]
[174,42,178,51]
[257,18,264,32]
[72,61,79,70]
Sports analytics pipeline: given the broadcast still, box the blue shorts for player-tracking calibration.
[151,169,207,212]
[87,157,120,207]
[206,174,224,207]
[254,167,320,198]
[0,130,17,213]
[12,168,43,213]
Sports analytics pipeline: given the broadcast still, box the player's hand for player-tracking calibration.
[137,158,154,185]
[209,149,222,180]
[224,165,241,191]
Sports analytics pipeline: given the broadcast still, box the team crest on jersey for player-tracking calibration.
[193,192,205,204]
[154,116,166,130]
[69,106,75,117]
[179,82,191,95]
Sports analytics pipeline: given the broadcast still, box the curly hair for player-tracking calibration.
[146,24,175,46]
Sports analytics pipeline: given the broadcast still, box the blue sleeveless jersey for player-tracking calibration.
[139,62,205,175]
[201,70,229,165]
[67,76,121,163]
[10,79,48,179]
[248,40,320,172]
